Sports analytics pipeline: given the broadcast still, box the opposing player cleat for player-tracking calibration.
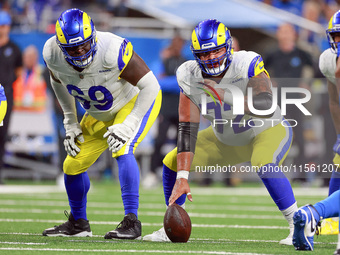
[318,218,339,235]
[292,205,320,251]
[143,227,170,242]
[42,210,92,237]
[335,248,340,255]
[104,213,141,240]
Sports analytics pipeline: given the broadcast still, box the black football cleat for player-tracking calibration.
[42,210,92,237]
[334,248,340,255]
[104,213,142,240]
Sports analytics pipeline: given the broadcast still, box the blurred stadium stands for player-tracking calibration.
[0,0,338,186]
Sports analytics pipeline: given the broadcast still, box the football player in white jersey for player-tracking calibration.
[42,8,161,239]
[318,9,340,236]
[292,190,340,253]
[144,19,298,245]
[293,10,340,253]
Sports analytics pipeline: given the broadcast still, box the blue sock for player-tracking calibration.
[117,154,139,218]
[258,163,296,210]
[328,171,340,195]
[163,164,186,206]
[64,172,90,221]
[313,189,340,221]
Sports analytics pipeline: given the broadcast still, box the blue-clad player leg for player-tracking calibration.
[293,190,340,250]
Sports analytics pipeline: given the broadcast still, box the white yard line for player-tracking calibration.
[0,208,284,220]
[0,199,279,212]
[0,218,288,229]
[0,185,65,194]
[0,234,335,246]
[190,187,328,197]
[0,242,47,245]
[0,185,329,197]
[0,247,277,255]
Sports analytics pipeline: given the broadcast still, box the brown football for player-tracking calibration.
[163,203,191,242]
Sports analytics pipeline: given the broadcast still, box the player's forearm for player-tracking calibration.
[246,92,274,118]
[125,71,160,128]
[177,152,194,172]
[50,78,78,125]
[176,121,199,174]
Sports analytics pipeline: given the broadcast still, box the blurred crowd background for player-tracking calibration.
[0,0,339,189]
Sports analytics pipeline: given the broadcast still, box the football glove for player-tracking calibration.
[64,123,84,157]
[103,115,139,153]
[333,134,340,155]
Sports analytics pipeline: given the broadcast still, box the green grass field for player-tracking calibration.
[0,180,337,255]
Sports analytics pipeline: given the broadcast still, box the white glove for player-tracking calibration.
[64,123,84,157]
[103,115,139,153]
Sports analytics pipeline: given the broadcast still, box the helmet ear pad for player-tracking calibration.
[190,19,233,76]
[55,8,97,68]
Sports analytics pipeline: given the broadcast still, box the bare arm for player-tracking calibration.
[177,92,201,171]
[169,93,200,205]
[201,72,274,117]
[247,71,272,94]
[245,71,274,118]
[120,52,150,85]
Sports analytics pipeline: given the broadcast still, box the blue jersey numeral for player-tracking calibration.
[67,84,114,111]
[203,102,252,134]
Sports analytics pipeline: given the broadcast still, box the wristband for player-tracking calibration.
[176,170,189,180]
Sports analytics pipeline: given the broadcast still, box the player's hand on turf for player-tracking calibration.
[103,122,134,152]
[64,123,84,157]
[333,134,340,155]
[169,178,193,206]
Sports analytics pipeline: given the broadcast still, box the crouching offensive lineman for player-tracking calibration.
[144,19,297,245]
[42,8,161,239]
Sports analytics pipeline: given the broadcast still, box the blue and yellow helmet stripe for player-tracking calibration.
[56,9,94,45]
[326,10,340,55]
[191,20,230,51]
[190,19,233,76]
[328,10,340,31]
[55,8,97,68]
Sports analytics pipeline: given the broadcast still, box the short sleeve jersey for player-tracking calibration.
[176,50,282,146]
[319,48,337,86]
[43,31,139,122]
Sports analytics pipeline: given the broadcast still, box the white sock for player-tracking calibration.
[281,202,298,232]
[337,234,340,249]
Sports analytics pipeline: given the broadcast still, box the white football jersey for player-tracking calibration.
[319,48,337,85]
[43,31,139,122]
[177,50,282,146]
